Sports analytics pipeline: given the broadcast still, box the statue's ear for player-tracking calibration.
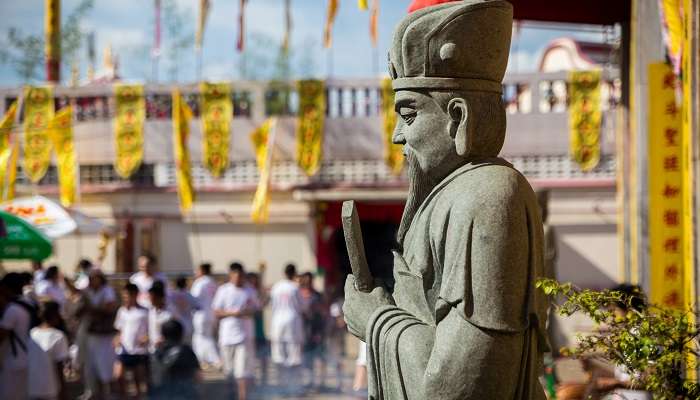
[447,98,474,157]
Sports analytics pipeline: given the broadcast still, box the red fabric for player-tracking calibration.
[314,201,405,286]
[408,0,458,13]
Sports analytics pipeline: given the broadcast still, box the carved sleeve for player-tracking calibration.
[436,179,531,333]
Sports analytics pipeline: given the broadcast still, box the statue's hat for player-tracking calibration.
[389,0,513,93]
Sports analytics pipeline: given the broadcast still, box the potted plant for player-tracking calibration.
[537,279,700,400]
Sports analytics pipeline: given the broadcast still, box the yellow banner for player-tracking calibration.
[250,118,276,223]
[358,0,368,10]
[172,90,195,213]
[200,82,232,178]
[568,70,602,171]
[195,0,210,50]
[324,0,339,48]
[6,139,19,201]
[659,0,683,74]
[48,106,77,207]
[114,84,145,178]
[381,78,403,175]
[296,80,325,176]
[648,62,685,309]
[370,0,379,47]
[23,86,55,183]
[0,102,18,199]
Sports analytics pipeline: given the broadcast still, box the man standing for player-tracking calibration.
[298,272,325,389]
[82,269,119,400]
[191,262,221,367]
[129,253,167,307]
[269,264,304,392]
[212,262,259,400]
[342,1,548,399]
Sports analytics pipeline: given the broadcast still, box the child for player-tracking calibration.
[150,319,200,399]
[29,301,70,400]
[114,283,150,398]
[148,282,174,352]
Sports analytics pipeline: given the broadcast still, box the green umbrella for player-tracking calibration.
[0,210,52,261]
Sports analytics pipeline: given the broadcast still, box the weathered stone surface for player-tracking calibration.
[342,1,549,399]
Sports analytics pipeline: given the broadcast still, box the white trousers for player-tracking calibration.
[192,310,220,365]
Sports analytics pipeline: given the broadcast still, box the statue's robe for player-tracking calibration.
[365,159,548,400]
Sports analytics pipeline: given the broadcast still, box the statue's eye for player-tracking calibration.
[398,107,417,124]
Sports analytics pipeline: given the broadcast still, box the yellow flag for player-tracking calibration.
[380,78,403,175]
[200,82,232,178]
[0,102,18,199]
[23,86,55,183]
[251,118,275,170]
[659,0,684,75]
[370,0,379,47]
[568,70,601,171]
[358,0,368,10]
[296,80,325,176]
[250,118,276,223]
[48,106,77,207]
[324,0,339,48]
[648,62,685,309]
[172,90,195,213]
[114,84,145,178]
[195,0,211,50]
[6,138,19,201]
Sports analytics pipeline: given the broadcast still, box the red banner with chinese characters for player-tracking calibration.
[648,62,685,309]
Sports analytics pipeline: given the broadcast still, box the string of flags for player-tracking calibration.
[0,77,405,218]
[0,1,400,218]
[190,0,382,54]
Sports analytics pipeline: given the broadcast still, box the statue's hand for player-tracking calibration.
[343,275,394,340]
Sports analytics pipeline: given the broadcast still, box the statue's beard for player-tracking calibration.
[397,150,438,249]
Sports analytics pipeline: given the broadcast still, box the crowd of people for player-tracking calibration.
[0,254,365,400]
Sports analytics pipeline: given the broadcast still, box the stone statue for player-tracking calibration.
[342,1,549,399]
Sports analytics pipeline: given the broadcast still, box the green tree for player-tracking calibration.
[0,0,94,83]
[538,279,700,399]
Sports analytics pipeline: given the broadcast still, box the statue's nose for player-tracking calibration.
[392,123,406,145]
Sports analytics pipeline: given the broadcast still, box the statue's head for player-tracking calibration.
[389,0,513,181]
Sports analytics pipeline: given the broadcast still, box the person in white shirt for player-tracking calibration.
[35,265,67,308]
[129,253,167,307]
[81,268,119,400]
[0,273,31,400]
[212,262,259,400]
[148,281,178,352]
[269,263,304,393]
[190,262,221,367]
[170,275,199,342]
[32,260,46,285]
[73,258,94,290]
[30,301,70,400]
[115,283,150,398]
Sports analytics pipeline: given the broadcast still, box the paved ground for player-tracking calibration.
[199,358,366,400]
[67,357,367,399]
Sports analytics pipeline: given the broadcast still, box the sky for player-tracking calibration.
[0,0,614,86]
